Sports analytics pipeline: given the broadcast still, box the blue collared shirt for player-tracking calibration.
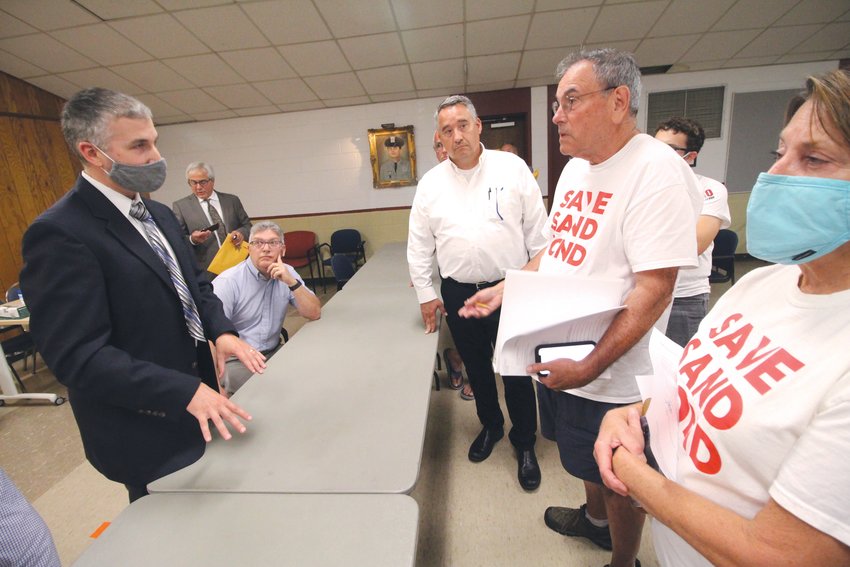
[212,259,310,351]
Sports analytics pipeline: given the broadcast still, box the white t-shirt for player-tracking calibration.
[653,264,850,566]
[408,146,548,304]
[674,174,731,298]
[539,134,701,402]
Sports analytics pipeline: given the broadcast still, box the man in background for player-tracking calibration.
[380,136,411,181]
[21,88,263,502]
[654,117,731,347]
[173,162,251,274]
[213,221,321,395]
[408,95,548,491]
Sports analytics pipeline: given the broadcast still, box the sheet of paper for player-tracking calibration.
[493,270,625,376]
[635,329,684,481]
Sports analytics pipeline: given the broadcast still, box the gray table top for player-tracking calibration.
[73,493,419,567]
[150,242,438,494]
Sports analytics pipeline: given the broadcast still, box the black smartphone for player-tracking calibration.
[534,341,596,377]
[202,222,219,232]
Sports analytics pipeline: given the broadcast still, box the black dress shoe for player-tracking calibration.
[516,447,541,491]
[468,427,504,462]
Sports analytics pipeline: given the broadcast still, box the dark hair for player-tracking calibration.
[654,116,705,152]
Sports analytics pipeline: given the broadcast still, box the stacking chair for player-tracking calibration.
[709,229,739,285]
[2,282,37,388]
[330,254,356,290]
[282,231,320,291]
[317,229,366,292]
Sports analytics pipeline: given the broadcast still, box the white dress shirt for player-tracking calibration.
[407,147,548,304]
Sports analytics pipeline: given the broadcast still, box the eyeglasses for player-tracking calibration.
[249,239,283,249]
[188,178,212,187]
[551,86,616,116]
[666,144,689,154]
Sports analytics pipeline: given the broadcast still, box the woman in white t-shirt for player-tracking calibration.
[595,69,850,566]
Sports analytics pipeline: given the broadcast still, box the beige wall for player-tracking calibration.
[728,192,750,254]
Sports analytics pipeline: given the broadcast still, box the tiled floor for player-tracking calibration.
[1,260,768,566]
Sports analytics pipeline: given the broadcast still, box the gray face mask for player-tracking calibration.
[94,145,167,193]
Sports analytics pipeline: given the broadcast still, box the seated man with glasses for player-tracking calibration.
[212,221,322,395]
[173,161,252,276]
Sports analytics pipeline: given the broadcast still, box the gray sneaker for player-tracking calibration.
[543,503,612,551]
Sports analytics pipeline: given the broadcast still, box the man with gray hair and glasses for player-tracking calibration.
[460,49,701,567]
[173,161,251,274]
[408,94,548,492]
[213,221,321,395]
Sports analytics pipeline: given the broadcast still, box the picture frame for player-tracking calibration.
[368,125,417,189]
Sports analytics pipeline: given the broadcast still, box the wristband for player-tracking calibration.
[288,281,302,292]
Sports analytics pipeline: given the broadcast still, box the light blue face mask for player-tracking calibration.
[746,172,850,264]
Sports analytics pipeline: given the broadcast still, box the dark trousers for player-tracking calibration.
[125,484,148,503]
[441,278,537,450]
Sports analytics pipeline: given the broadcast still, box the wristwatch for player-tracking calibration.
[288,281,302,292]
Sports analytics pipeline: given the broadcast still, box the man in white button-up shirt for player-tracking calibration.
[407,95,548,491]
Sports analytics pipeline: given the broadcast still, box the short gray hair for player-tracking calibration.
[435,94,478,124]
[186,161,215,179]
[61,87,152,161]
[555,48,642,116]
[249,221,283,241]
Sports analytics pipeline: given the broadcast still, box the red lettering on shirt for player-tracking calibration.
[548,189,613,267]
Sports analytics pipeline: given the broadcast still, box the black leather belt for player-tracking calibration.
[442,277,504,290]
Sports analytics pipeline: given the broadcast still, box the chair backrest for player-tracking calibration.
[6,282,22,302]
[712,229,738,258]
[331,254,356,289]
[330,229,363,256]
[282,231,317,265]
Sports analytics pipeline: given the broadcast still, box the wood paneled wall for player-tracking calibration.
[0,71,80,297]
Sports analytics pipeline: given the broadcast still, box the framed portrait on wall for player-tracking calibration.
[368,125,417,189]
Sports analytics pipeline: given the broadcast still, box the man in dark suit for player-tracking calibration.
[172,162,251,273]
[20,87,267,502]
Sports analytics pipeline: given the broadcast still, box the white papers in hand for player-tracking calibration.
[634,329,683,480]
[493,270,625,378]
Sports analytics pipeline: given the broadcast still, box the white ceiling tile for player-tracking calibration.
[774,50,835,64]
[370,91,417,102]
[535,0,602,10]
[794,21,850,52]
[112,60,195,91]
[135,94,184,117]
[467,80,517,92]
[163,54,244,87]
[0,49,46,78]
[205,84,271,108]
[587,1,667,43]
[775,0,850,25]
[737,25,822,58]
[58,68,146,95]
[305,72,365,98]
[649,0,735,35]
[401,24,463,63]
[191,109,238,121]
[220,48,296,81]
[324,95,371,107]
[514,77,553,88]
[0,34,95,73]
[410,59,465,90]
[466,52,521,84]
[681,29,761,62]
[314,0,396,38]
[254,78,318,104]
[173,5,268,51]
[277,100,325,112]
[157,0,233,9]
[155,115,192,125]
[390,0,463,29]
[109,15,210,59]
[0,0,99,30]
[242,0,331,45]
[518,47,575,80]
[278,41,351,76]
[634,35,701,67]
[50,24,152,66]
[417,86,463,98]
[158,88,227,113]
[0,12,37,38]
[584,39,639,53]
[357,65,414,94]
[712,0,799,31]
[723,56,780,68]
[76,0,163,19]
[466,0,535,21]
[338,33,406,70]
[467,16,531,56]
[830,47,850,58]
[25,74,81,99]
[669,59,727,72]
[525,7,599,50]
[234,106,280,117]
